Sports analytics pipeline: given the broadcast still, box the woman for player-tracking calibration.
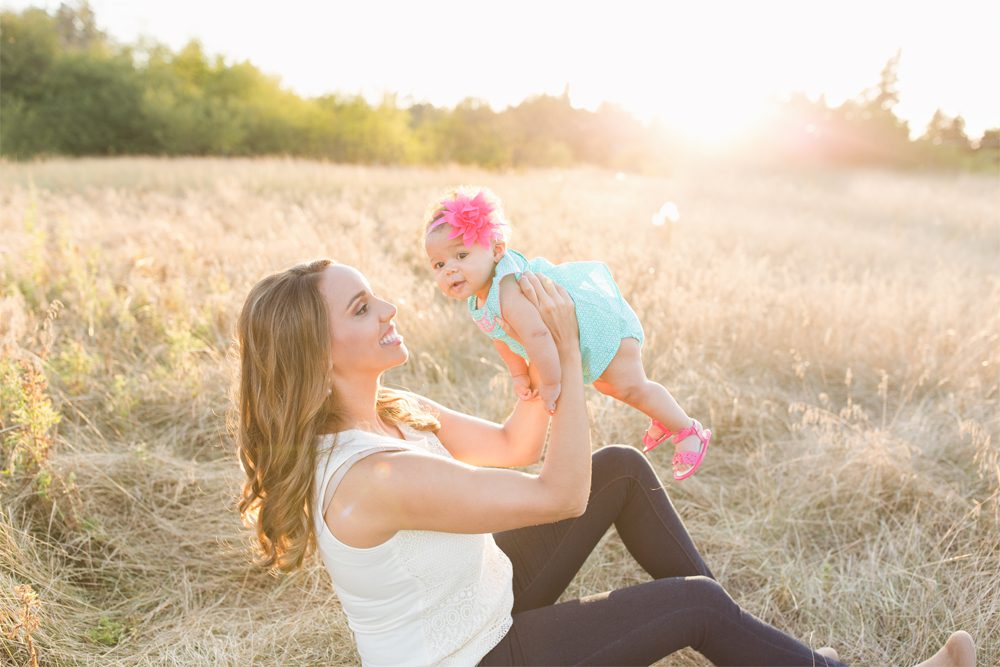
[235,258,976,666]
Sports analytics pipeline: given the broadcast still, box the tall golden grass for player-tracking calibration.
[0,158,997,666]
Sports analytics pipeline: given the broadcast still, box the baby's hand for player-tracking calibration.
[512,373,534,401]
[539,382,562,414]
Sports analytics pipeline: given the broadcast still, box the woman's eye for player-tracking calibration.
[356,303,368,315]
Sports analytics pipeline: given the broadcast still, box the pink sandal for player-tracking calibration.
[641,418,711,480]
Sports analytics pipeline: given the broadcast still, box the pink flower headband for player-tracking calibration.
[427,191,504,248]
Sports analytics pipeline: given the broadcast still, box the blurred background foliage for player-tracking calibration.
[2,2,998,171]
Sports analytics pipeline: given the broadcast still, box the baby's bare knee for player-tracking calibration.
[604,378,648,404]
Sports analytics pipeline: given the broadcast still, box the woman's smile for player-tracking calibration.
[379,324,403,347]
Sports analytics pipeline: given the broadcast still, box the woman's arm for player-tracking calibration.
[516,271,590,502]
[328,274,590,540]
[405,389,549,468]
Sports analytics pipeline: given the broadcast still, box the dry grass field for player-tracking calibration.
[1,157,997,666]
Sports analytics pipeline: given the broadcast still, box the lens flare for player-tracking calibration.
[651,201,680,226]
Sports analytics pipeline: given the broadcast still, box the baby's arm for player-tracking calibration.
[492,339,534,400]
[498,276,562,411]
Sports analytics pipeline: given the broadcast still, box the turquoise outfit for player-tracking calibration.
[468,249,644,384]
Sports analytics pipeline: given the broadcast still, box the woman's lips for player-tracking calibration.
[380,334,403,347]
[379,326,403,347]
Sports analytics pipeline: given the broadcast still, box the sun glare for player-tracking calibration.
[617,75,776,151]
[659,96,769,149]
[559,4,787,151]
[557,2,998,147]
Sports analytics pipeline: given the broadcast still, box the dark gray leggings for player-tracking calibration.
[478,445,846,666]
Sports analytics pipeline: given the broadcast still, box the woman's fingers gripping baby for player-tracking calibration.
[516,272,578,346]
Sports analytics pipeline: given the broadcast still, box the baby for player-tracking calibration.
[423,187,711,480]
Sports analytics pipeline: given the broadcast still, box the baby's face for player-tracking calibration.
[425,228,500,300]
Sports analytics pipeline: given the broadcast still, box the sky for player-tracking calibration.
[4,0,999,142]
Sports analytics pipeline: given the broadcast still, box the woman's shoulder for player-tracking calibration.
[314,429,418,502]
[318,427,404,446]
[398,423,451,457]
[316,424,445,458]
[316,429,408,461]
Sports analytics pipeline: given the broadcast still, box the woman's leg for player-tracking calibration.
[479,575,846,666]
[486,445,843,665]
[493,445,712,613]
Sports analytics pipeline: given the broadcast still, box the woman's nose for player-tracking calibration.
[381,301,397,320]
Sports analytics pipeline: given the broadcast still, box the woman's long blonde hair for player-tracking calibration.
[235,259,438,572]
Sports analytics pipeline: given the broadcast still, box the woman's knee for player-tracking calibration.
[593,444,645,476]
[639,577,739,624]
[593,444,657,482]
[686,576,739,617]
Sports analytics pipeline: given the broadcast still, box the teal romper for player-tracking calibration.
[468,249,645,384]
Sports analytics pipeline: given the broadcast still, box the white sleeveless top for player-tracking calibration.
[312,423,514,667]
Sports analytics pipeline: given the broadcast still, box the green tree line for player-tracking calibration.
[750,52,998,171]
[2,4,996,171]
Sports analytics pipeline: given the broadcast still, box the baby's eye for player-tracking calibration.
[457,252,468,260]
[433,262,444,270]
[356,303,368,315]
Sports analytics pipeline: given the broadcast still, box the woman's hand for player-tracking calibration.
[516,272,579,352]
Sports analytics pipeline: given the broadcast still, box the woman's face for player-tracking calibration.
[317,265,407,379]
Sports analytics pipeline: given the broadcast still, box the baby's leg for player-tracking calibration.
[593,339,703,461]
[593,339,688,430]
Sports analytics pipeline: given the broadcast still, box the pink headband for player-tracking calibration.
[428,191,502,248]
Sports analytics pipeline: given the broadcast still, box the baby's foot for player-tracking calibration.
[647,419,710,479]
[672,432,705,477]
[641,421,670,453]
[644,421,667,442]
[642,420,710,478]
